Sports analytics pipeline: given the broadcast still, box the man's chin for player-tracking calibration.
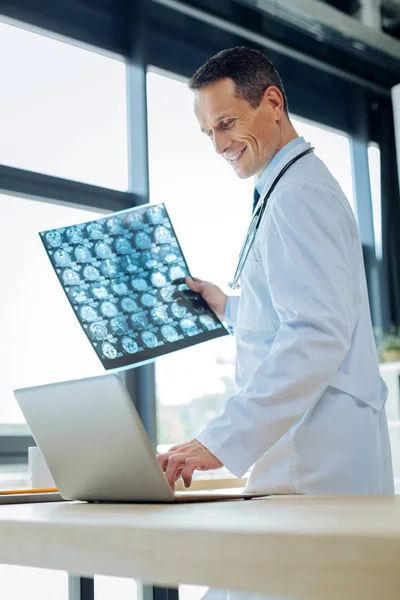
[232,165,255,180]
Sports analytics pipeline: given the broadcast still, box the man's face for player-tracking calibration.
[194,77,284,179]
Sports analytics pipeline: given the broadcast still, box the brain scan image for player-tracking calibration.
[41,202,227,369]
[95,241,113,259]
[179,317,198,336]
[75,246,92,263]
[100,258,120,278]
[131,277,147,292]
[100,301,118,318]
[68,287,90,304]
[141,249,160,269]
[150,271,167,288]
[169,265,187,282]
[83,265,100,281]
[126,212,144,230]
[140,292,156,308]
[114,237,132,255]
[80,306,99,322]
[199,314,218,330]
[66,226,83,244]
[141,331,158,348]
[110,316,129,336]
[122,336,139,354]
[160,244,179,264]
[171,301,189,319]
[151,306,169,325]
[160,324,179,343]
[120,255,139,274]
[134,232,152,250]
[130,312,149,331]
[102,342,117,359]
[91,283,109,300]
[120,297,138,313]
[111,279,129,296]
[89,321,108,341]
[147,206,165,224]
[53,249,71,267]
[159,285,176,303]
[45,231,62,248]
[86,222,103,240]
[154,225,171,244]
[62,269,80,285]
[106,217,124,235]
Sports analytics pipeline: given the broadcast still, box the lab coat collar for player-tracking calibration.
[253,139,312,215]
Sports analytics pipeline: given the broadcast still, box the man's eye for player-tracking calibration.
[222,120,234,129]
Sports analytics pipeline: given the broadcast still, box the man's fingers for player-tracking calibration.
[185,276,204,293]
[164,453,187,490]
[175,466,184,480]
[181,459,197,488]
[156,454,169,472]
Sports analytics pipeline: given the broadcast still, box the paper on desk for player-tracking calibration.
[39,203,228,370]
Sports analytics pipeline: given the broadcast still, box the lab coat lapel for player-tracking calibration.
[253,141,312,215]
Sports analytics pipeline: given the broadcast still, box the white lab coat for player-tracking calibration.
[197,140,394,494]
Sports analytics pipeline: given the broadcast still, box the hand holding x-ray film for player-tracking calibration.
[40,203,228,370]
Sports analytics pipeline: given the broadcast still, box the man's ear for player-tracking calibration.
[263,86,284,117]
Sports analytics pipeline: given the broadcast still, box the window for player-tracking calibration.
[180,585,208,600]
[147,69,357,449]
[290,115,355,214]
[368,143,382,260]
[95,576,138,600]
[0,20,128,190]
[147,69,252,446]
[1,193,105,425]
[0,565,67,600]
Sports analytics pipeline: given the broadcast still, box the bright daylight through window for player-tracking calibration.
[0,20,128,426]
[0,20,128,190]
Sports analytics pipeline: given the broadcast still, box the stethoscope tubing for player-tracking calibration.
[229,147,314,290]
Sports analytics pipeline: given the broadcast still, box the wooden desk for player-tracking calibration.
[0,495,400,600]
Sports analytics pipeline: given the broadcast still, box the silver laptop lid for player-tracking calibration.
[14,374,175,503]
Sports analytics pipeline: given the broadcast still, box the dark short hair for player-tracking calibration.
[188,46,288,114]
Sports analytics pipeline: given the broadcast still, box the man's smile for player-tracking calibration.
[226,146,247,164]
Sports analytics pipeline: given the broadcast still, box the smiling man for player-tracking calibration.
[195,73,295,181]
[157,46,394,495]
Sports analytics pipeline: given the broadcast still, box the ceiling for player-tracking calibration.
[320,0,400,39]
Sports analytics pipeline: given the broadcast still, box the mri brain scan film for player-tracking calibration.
[40,203,227,369]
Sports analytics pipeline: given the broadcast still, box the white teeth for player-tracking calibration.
[229,147,246,162]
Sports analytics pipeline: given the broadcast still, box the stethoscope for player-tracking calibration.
[228,147,314,290]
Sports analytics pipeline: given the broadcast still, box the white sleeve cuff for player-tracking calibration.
[196,427,249,479]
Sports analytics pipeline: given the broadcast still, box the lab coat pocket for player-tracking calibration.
[238,258,277,333]
[329,370,387,411]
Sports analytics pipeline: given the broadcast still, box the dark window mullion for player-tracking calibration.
[349,87,387,332]
[123,0,157,448]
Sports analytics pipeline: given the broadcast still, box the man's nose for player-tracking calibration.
[213,130,231,155]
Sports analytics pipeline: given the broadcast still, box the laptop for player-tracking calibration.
[14,374,266,503]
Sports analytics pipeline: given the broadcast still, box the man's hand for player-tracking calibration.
[157,439,223,490]
[185,276,228,321]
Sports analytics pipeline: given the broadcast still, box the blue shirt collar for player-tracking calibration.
[255,137,305,196]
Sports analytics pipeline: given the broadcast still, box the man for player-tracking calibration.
[157,46,394,495]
